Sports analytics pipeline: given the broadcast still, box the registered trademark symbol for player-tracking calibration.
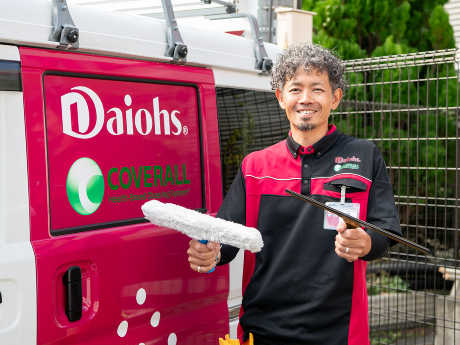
[183,126,188,135]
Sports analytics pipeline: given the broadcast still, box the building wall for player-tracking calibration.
[258,0,297,43]
[446,0,460,48]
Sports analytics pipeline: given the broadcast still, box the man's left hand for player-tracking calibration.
[335,222,372,262]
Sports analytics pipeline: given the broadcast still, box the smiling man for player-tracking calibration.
[187,43,402,345]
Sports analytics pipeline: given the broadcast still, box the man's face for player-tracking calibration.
[276,67,342,133]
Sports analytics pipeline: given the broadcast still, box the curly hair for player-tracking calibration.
[270,43,347,95]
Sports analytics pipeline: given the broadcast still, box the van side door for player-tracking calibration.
[21,47,227,345]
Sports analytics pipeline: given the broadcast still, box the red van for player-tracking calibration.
[0,0,284,343]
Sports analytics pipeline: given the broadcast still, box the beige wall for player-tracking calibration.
[275,8,315,48]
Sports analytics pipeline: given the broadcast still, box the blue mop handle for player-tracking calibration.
[198,240,215,273]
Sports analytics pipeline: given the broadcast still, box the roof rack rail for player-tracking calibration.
[203,0,236,13]
[49,0,79,50]
[48,0,272,72]
[49,0,187,59]
[204,11,273,74]
[162,0,188,62]
[243,13,273,73]
[49,0,188,60]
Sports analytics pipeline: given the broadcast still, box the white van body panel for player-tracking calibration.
[214,42,281,91]
[228,250,244,309]
[0,243,37,344]
[0,45,20,61]
[213,68,272,92]
[227,250,244,339]
[0,0,282,78]
[229,319,239,339]
[0,55,37,344]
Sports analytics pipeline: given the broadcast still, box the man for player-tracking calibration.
[187,43,402,344]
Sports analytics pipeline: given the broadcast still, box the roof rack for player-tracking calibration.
[51,0,273,71]
[50,0,79,49]
[204,11,273,73]
[162,0,188,61]
[203,0,236,13]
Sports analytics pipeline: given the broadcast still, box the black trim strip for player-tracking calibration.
[51,207,208,236]
[322,184,365,193]
[52,217,149,236]
[41,71,207,236]
[228,305,240,322]
[0,61,22,91]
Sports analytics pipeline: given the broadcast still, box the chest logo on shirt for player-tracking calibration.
[335,156,361,163]
[334,163,360,171]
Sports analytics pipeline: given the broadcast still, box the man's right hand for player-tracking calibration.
[187,239,221,273]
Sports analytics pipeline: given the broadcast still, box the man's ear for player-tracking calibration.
[276,88,286,110]
[331,88,343,110]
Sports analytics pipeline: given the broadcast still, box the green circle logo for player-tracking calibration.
[334,164,342,172]
[66,158,104,215]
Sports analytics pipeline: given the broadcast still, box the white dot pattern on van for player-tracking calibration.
[117,320,128,337]
[168,333,177,345]
[150,311,160,327]
[136,288,146,305]
[115,290,177,342]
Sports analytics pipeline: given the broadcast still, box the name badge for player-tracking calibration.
[323,202,360,230]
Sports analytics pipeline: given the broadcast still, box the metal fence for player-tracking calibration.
[339,49,460,345]
[216,87,290,194]
[216,49,460,344]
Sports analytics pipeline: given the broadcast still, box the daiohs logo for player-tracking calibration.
[66,157,104,215]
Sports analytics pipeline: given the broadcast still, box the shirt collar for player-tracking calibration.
[286,124,340,159]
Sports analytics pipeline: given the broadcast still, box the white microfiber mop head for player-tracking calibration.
[141,200,263,253]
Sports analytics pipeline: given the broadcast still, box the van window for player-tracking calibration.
[216,87,289,194]
[45,75,204,233]
[0,61,21,91]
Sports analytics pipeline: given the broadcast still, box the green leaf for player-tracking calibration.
[306,0,455,56]
[429,4,456,50]
[313,31,367,60]
[390,1,411,41]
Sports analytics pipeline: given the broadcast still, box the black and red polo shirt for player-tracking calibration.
[217,124,402,345]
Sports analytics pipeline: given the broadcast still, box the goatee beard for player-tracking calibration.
[296,123,317,131]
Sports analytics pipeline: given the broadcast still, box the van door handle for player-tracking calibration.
[62,266,82,322]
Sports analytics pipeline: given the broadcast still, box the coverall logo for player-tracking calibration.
[334,163,360,171]
[67,158,104,215]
